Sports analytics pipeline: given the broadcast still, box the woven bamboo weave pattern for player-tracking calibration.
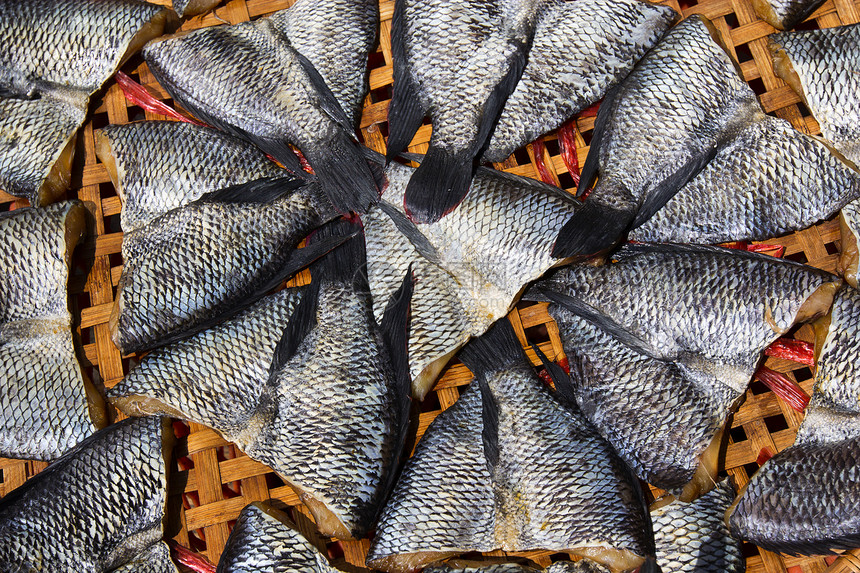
[0,0,859,571]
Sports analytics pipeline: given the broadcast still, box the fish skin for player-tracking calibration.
[0,416,172,572]
[96,121,285,235]
[268,0,378,129]
[172,0,222,17]
[0,201,105,461]
[111,179,336,354]
[218,503,338,573]
[629,116,860,245]
[652,480,745,572]
[769,24,860,165]
[143,17,380,214]
[752,0,825,29]
[387,0,544,223]
[0,0,170,206]
[554,16,761,258]
[483,0,676,162]
[529,244,837,489]
[364,155,579,399]
[367,322,656,573]
[111,543,178,573]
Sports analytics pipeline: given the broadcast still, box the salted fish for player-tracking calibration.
[753,0,825,29]
[386,0,544,223]
[110,176,338,354]
[0,0,170,206]
[529,243,839,493]
[367,321,658,573]
[0,416,176,572]
[483,0,676,162]
[729,286,860,555]
[364,153,580,399]
[629,115,860,245]
[143,15,379,214]
[95,121,284,235]
[554,16,761,258]
[113,225,413,539]
[0,201,108,460]
[652,480,745,572]
[218,502,338,573]
[269,0,378,129]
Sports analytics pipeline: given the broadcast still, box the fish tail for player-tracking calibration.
[639,557,662,573]
[385,79,426,163]
[551,199,634,259]
[459,319,526,378]
[306,130,381,215]
[310,217,367,285]
[403,146,474,223]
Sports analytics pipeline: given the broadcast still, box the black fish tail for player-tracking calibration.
[194,175,304,204]
[551,199,634,259]
[639,557,662,573]
[309,217,367,286]
[306,131,381,215]
[403,146,474,223]
[459,319,526,378]
[385,78,426,163]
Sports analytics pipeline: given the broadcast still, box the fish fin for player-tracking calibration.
[378,201,442,265]
[304,131,381,214]
[630,145,720,229]
[385,0,427,162]
[473,39,529,155]
[531,344,576,405]
[310,218,368,286]
[268,281,320,377]
[403,146,474,223]
[551,200,633,259]
[639,557,662,573]
[477,373,500,468]
[755,535,860,557]
[577,84,620,196]
[0,86,38,100]
[294,49,356,137]
[396,151,425,164]
[459,319,527,378]
[194,176,305,204]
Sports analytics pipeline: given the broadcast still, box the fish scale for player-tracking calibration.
[112,543,177,573]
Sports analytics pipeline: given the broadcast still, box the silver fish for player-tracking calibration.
[629,115,860,245]
[554,16,761,258]
[483,0,676,162]
[218,502,338,573]
[0,0,171,206]
[753,0,825,29]
[364,153,580,399]
[529,243,839,494]
[269,0,379,129]
[95,121,284,235]
[728,286,860,555]
[386,0,544,223]
[110,177,337,354]
[367,321,658,573]
[0,416,175,572]
[112,543,178,573]
[143,16,379,214]
[652,480,744,572]
[0,201,107,460]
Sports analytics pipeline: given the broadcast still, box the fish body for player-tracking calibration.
[0,0,170,206]
[367,322,656,573]
[0,416,173,572]
[554,16,760,258]
[0,201,107,460]
[112,543,178,573]
[753,0,825,29]
[483,0,676,162]
[629,116,860,244]
[364,154,579,399]
[143,17,379,214]
[530,243,838,492]
[729,287,860,555]
[387,0,543,223]
[652,480,744,572]
[95,121,284,235]
[218,503,338,573]
[269,0,378,129]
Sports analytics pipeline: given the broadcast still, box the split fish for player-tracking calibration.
[269,0,379,129]
[483,0,676,162]
[554,16,761,258]
[0,416,177,572]
[728,286,860,555]
[218,502,338,573]
[753,0,825,29]
[363,151,580,399]
[529,243,839,494]
[0,201,107,460]
[112,224,413,539]
[386,0,544,223]
[143,15,379,214]
[367,321,659,573]
[0,0,170,206]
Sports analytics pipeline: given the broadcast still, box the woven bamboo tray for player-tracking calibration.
[2,0,860,571]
